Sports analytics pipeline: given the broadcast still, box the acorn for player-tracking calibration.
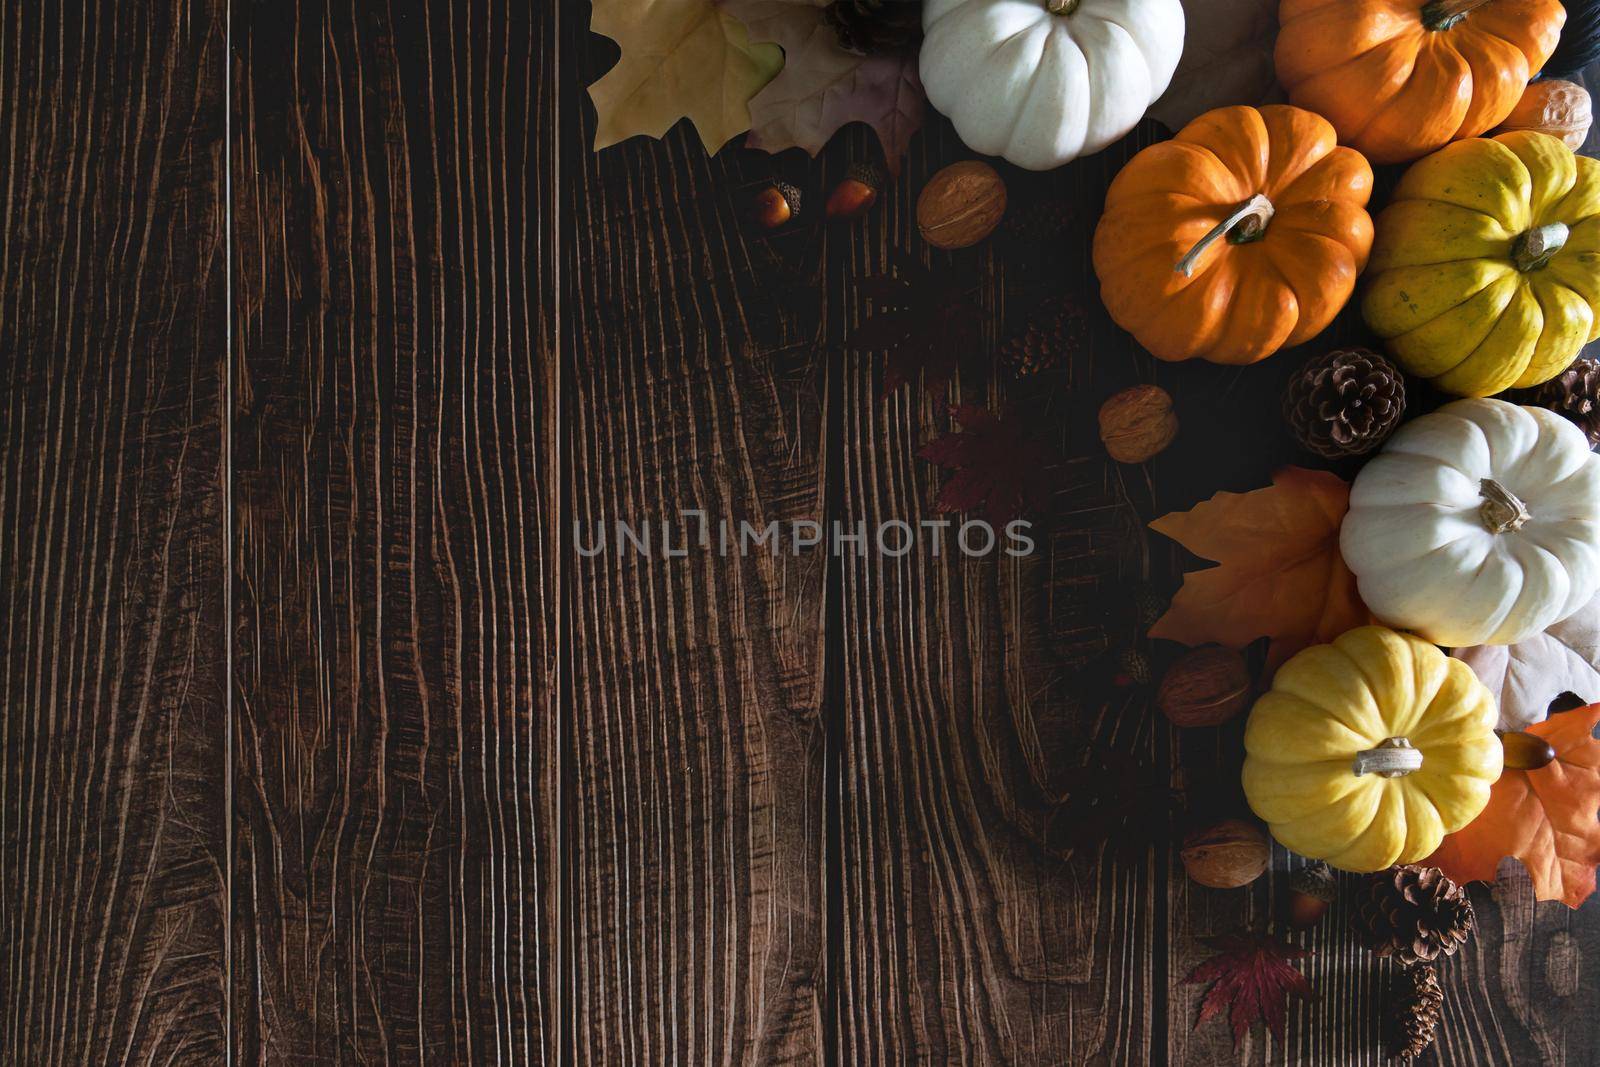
[1286,862,1337,929]
[826,162,882,222]
[750,181,802,230]
[1501,729,1558,771]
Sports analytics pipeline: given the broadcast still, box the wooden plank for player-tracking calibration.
[1168,850,1600,1067]
[229,1,558,1061]
[1428,865,1600,1067]
[0,1,229,1063]
[831,122,1166,1065]
[561,28,831,1064]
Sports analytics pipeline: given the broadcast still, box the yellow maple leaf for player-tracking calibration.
[589,0,784,153]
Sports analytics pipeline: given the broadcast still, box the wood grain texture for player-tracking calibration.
[830,122,1168,1066]
[0,1,229,1063]
[561,26,831,1064]
[4,5,1600,1065]
[230,0,557,1061]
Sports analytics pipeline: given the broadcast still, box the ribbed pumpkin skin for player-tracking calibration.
[1243,627,1502,873]
[1092,105,1373,364]
[1276,0,1565,165]
[1363,132,1600,396]
[919,0,1186,171]
[1340,399,1600,647]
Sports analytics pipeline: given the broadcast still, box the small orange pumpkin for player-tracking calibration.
[1093,105,1374,365]
[1277,0,1566,165]
[1493,78,1594,150]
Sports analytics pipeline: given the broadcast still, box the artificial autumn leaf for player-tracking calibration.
[1185,932,1313,1048]
[724,0,925,172]
[846,257,981,395]
[919,405,1056,526]
[588,0,784,153]
[1455,593,1600,731]
[1148,0,1282,131]
[1149,467,1370,670]
[1426,703,1600,908]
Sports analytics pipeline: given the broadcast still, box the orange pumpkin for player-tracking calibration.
[1277,0,1566,165]
[1093,105,1374,365]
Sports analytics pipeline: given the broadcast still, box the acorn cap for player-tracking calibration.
[1289,862,1337,903]
[772,181,802,215]
[845,161,883,189]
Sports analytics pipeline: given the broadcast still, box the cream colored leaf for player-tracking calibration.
[589,0,784,153]
[1455,593,1600,731]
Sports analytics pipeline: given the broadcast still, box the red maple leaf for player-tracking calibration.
[1185,932,1314,1048]
[918,404,1057,525]
[846,257,981,396]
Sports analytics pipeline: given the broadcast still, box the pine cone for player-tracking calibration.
[999,298,1087,378]
[1283,348,1406,459]
[1354,865,1475,967]
[1511,356,1600,448]
[822,0,922,57]
[1384,964,1444,1062]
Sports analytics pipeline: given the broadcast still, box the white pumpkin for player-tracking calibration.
[919,0,1185,171]
[1341,399,1600,648]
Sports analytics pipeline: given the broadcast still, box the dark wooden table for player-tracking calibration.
[3,1,1599,1063]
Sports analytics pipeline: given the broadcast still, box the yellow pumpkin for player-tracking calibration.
[1242,627,1502,873]
[1363,130,1600,396]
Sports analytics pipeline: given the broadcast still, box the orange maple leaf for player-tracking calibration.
[1426,704,1600,908]
[1149,467,1370,669]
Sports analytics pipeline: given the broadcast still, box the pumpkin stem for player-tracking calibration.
[1174,194,1275,279]
[1421,0,1492,30]
[1512,222,1569,272]
[1353,737,1423,779]
[1045,0,1082,13]
[1479,478,1532,534]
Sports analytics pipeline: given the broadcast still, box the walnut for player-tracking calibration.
[1098,385,1178,464]
[916,161,1006,250]
[1157,646,1253,727]
[1182,819,1270,889]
